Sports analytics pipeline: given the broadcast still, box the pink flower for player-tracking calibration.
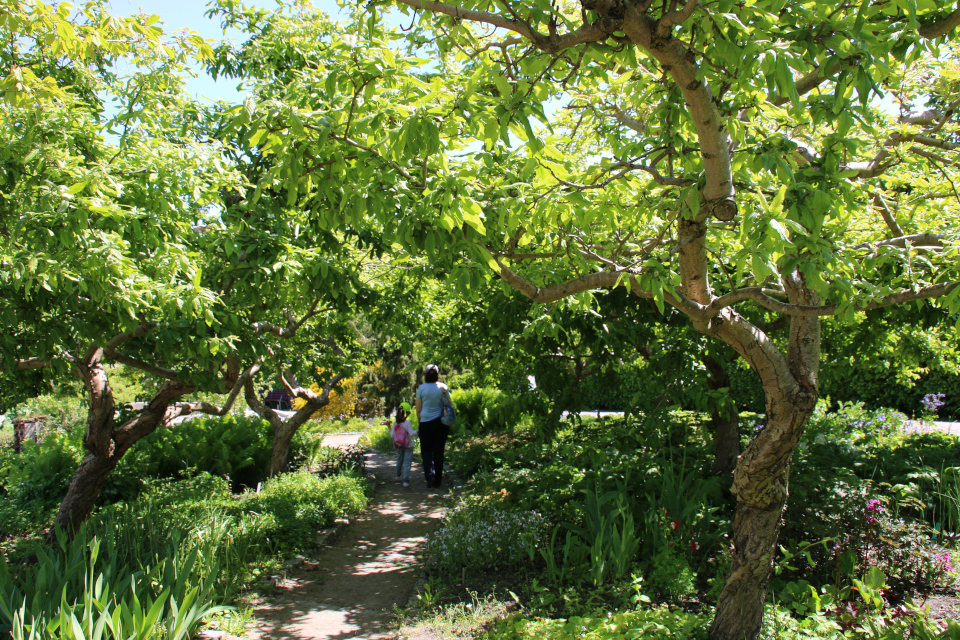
[936,553,954,572]
[866,499,884,513]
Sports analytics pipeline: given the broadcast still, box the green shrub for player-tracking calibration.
[803,399,907,445]
[310,445,367,478]
[576,363,648,411]
[821,365,960,421]
[246,470,369,551]
[646,546,696,602]
[121,414,281,491]
[6,393,87,432]
[360,422,397,451]
[487,606,711,640]
[451,387,528,435]
[4,431,84,510]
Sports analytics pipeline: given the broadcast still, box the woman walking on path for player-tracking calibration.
[415,364,450,488]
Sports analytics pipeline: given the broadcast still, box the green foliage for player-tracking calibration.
[121,414,280,491]
[781,409,960,593]
[450,387,527,434]
[803,400,908,446]
[557,485,641,587]
[0,415,323,537]
[0,507,228,639]
[821,368,960,421]
[647,546,697,603]
[360,423,403,452]
[0,466,369,639]
[250,470,369,551]
[4,430,85,510]
[486,607,711,640]
[309,445,367,479]
[576,363,648,411]
[7,393,86,432]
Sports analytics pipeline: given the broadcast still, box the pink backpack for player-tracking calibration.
[393,423,411,449]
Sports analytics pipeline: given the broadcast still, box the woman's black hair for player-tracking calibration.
[424,366,439,383]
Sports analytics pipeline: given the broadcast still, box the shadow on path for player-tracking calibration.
[241,440,448,640]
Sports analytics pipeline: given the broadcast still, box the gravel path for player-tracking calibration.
[239,434,449,640]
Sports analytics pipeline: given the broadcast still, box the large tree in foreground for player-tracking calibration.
[371,2,960,638]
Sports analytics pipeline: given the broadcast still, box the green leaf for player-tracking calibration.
[462,200,486,236]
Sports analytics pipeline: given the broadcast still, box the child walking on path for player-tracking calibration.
[393,406,417,487]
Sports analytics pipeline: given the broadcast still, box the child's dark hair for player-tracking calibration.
[395,406,406,422]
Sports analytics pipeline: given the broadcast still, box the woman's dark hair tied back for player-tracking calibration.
[425,363,439,383]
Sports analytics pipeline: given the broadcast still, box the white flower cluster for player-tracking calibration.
[428,507,548,572]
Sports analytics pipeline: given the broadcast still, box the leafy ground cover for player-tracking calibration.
[0,404,376,640]
[1,469,370,639]
[0,408,376,540]
[407,403,960,639]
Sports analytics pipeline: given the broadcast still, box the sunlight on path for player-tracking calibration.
[239,438,448,640]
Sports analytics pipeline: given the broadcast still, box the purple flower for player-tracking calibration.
[922,393,947,415]
[867,499,884,513]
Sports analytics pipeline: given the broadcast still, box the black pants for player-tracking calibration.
[418,417,449,484]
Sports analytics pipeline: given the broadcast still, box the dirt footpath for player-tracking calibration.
[240,436,448,640]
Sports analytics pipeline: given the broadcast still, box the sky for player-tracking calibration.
[106,0,347,104]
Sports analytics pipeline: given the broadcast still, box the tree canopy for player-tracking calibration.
[4,0,960,637]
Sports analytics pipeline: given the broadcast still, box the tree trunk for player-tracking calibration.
[52,350,191,537]
[54,451,123,535]
[704,355,740,477]
[267,407,326,476]
[709,399,812,639]
[244,379,324,477]
[707,273,821,640]
[711,408,740,477]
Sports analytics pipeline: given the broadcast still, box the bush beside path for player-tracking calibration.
[239,435,449,640]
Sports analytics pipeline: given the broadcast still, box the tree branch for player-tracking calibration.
[872,192,904,238]
[703,282,960,317]
[105,322,158,350]
[919,7,960,38]
[103,350,180,380]
[656,0,699,37]
[391,0,610,53]
[16,357,49,370]
[175,362,263,417]
[252,300,326,339]
[858,233,946,250]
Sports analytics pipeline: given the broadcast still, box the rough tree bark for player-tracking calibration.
[52,348,193,537]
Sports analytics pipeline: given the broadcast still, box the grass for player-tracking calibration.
[398,592,514,639]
